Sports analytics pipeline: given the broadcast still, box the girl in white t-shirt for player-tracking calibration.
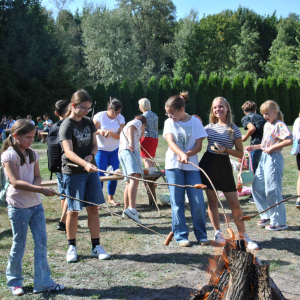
[118,115,146,224]
[163,91,208,247]
[1,119,64,296]
[93,99,125,206]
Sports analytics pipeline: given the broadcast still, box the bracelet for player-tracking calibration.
[90,153,95,160]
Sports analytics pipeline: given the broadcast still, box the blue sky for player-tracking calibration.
[42,0,300,19]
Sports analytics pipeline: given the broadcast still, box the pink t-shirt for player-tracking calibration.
[261,120,292,153]
[1,147,41,208]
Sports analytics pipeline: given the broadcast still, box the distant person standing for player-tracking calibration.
[293,113,300,209]
[241,101,266,173]
[0,115,8,141]
[5,116,15,136]
[138,98,159,169]
[27,115,35,126]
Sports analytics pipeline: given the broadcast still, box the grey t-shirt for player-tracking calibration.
[59,117,96,174]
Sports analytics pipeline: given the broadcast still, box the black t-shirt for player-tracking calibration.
[241,112,266,145]
[59,117,97,174]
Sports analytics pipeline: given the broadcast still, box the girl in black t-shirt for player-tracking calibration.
[60,89,110,263]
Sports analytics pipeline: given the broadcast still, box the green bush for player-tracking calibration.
[232,75,246,126]
[94,82,107,113]
[184,73,196,114]
[107,81,120,100]
[132,79,145,116]
[266,76,278,102]
[244,75,255,102]
[287,77,300,122]
[158,75,172,128]
[119,79,132,121]
[172,75,182,95]
[222,76,233,108]
[256,78,268,110]
[277,76,290,124]
[208,73,222,101]
[196,74,210,124]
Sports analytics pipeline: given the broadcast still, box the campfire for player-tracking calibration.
[190,239,286,300]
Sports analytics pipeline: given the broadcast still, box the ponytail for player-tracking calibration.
[165,91,189,110]
[65,103,73,118]
[277,110,284,122]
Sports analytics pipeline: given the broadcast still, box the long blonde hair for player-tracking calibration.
[260,100,284,122]
[1,119,36,165]
[209,97,235,139]
[65,89,92,118]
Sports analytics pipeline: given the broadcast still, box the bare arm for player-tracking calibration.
[216,137,244,159]
[186,138,204,157]
[4,161,57,196]
[165,133,189,163]
[127,125,136,152]
[109,123,124,139]
[264,137,293,154]
[242,123,256,142]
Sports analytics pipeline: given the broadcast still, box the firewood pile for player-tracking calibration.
[190,240,286,300]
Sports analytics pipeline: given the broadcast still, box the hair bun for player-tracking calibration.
[179,91,189,102]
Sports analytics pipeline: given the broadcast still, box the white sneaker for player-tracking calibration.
[10,286,24,296]
[91,245,110,260]
[242,233,259,250]
[124,208,142,224]
[66,245,77,263]
[214,230,226,245]
[122,210,129,219]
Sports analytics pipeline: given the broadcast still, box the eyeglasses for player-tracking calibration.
[165,113,175,119]
[77,105,92,113]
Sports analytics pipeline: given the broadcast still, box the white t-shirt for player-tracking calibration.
[293,117,300,141]
[119,119,142,153]
[163,116,207,171]
[94,111,125,151]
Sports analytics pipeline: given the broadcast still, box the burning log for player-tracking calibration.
[190,241,286,300]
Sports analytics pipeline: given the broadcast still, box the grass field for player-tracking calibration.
[0,127,299,300]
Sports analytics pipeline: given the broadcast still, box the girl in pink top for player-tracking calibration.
[245,100,292,231]
[1,119,64,296]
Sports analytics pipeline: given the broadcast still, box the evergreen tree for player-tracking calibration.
[244,74,256,102]
[256,78,268,111]
[107,81,120,100]
[84,85,96,103]
[287,77,300,122]
[132,79,145,116]
[222,76,233,108]
[158,76,172,128]
[232,75,246,125]
[277,76,290,124]
[119,79,132,121]
[208,73,222,101]
[196,74,210,123]
[147,76,159,121]
[184,73,196,113]
[172,75,182,95]
[93,82,107,113]
[266,76,278,102]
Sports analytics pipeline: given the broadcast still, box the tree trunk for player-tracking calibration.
[252,265,272,300]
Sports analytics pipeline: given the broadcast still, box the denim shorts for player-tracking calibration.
[63,172,105,211]
[56,172,65,200]
[119,150,143,181]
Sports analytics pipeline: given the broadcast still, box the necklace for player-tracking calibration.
[181,113,191,122]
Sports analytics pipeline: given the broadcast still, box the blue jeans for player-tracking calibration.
[2,130,6,141]
[56,172,65,200]
[6,204,55,292]
[250,149,262,173]
[165,169,207,242]
[252,152,286,226]
[95,148,120,196]
[63,172,105,211]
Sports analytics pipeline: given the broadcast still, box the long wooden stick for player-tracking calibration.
[241,195,300,221]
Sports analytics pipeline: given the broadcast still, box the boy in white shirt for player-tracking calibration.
[119,115,147,224]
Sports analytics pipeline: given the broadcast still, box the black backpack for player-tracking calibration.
[46,120,63,180]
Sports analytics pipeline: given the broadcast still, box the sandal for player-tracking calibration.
[108,200,120,206]
[265,224,289,231]
[257,219,270,227]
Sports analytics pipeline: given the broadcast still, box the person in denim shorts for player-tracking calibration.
[60,89,110,263]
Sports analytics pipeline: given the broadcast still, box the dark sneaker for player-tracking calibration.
[57,222,66,231]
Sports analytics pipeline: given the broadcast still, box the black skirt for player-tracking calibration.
[199,151,237,192]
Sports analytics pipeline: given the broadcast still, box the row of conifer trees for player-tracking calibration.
[85,74,300,128]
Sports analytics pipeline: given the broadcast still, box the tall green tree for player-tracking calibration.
[107,81,120,100]
[147,76,159,121]
[196,74,210,123]
[184,73,196,113]
[266,76,278,102]
[277,76,290,123]
[172,75,182,95]
[119,79,132,121]
[132,79,145,116]
[208,73,222,101]
[287,77,300,122]
[158,76,172,128]
[93,82,107,113]
[256,78,268,110]
[232,75,246,125]
[244,75,256,102]
[222,76,233,107]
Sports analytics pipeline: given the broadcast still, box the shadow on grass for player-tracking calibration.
[0,228,12,241]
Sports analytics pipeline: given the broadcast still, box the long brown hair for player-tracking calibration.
[1,119,36,165]
[65,89,92,118]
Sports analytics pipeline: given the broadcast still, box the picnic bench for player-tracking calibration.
[41,172,162,206]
